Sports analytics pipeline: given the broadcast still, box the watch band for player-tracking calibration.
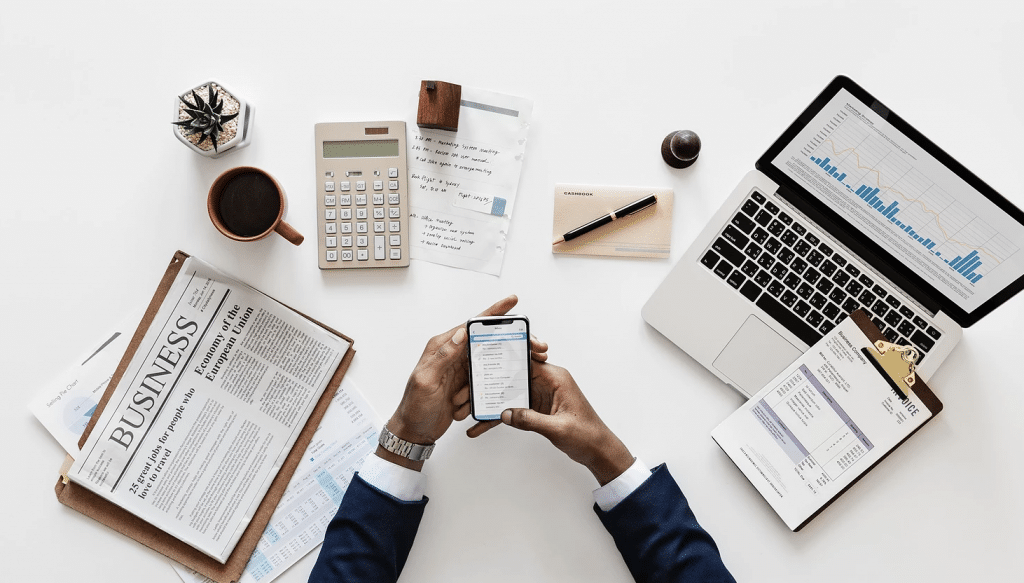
[378,424,435,461]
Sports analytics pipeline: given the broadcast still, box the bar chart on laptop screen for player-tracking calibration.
[797,108,1018,287]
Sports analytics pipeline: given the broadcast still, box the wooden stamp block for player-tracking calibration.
[417,80,461,132]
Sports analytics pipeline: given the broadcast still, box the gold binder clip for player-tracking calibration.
[864,339,918,400]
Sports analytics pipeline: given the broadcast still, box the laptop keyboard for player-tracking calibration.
[700,190,942,361]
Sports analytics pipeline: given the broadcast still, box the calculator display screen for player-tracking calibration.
[323,139,399,159]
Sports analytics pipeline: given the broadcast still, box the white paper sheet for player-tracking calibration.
[408,87,533,275]
[28,317,138,455]
[172,376,381,583]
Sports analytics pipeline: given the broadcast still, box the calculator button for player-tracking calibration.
[325,181,335,192]
[356,208,367,220]
[357,235,368,247]
[373,193,384,205]
[340,181,351,191]
[373,208,385,219]
[341,250,353,261]
[325,209,337,220]
[373,180,383,191]
[325,195,336,206]
[326,249,338,262]
[390,234,401,246]
[389,207,400,219]
[374,236,386,260]
[325,236,337,248]
[357,249,369,261]
[341,236,352,247]
[325,222,337,234]
[339,195,352,206]
[356,181,366,191]
[388,180,398,190]
[389,193,400,205]
[340,222,352,234]
[388,167,398,178]
[390,248,401,260]
[356,194,367,206]
[374,221,385,233]
[340,209,352,220]
[389,221,401,232]
[357,222,368,233]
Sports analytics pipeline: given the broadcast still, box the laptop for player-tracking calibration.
[643,76,1024,397]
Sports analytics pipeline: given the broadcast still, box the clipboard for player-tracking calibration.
[54,250,356,583]
[792,309,943,531]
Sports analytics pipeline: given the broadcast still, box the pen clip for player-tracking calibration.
[611,194,658,219]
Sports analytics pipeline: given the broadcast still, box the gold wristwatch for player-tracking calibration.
[378,424,435,461]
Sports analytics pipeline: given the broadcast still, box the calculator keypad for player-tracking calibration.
[316,122,409,269]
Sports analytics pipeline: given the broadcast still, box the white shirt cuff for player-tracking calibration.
[357,452,427,502]
[592,457,650,512]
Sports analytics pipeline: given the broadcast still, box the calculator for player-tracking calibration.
[314,121,410,269]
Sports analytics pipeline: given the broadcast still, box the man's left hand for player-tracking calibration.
[381,294,547,469]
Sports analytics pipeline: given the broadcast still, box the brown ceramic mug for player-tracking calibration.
[207,166,304,246]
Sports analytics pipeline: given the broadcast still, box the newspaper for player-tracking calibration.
[68,256,350,563]
[173,376,380,583]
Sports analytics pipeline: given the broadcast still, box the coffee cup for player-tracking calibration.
[207,166,304,246]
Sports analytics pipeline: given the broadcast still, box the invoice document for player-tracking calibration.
[712,314,937,530]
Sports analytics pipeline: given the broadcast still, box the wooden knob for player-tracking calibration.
[661,130,701,169]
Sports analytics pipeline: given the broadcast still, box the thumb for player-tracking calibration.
[433,327,467,362]
[501,408,557,438]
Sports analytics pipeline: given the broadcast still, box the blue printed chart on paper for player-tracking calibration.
[772,89,1024,313]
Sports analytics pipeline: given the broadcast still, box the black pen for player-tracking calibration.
[553,194,658,244]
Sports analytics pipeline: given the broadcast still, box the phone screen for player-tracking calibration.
[469,318,530,421]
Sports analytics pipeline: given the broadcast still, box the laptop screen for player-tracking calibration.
[759,77,1024,326]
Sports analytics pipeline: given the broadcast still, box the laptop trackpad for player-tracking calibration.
[714,315,802,394]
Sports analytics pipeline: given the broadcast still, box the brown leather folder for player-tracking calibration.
[55,250,356,583]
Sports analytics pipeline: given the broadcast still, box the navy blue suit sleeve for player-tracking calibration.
[595,464,735,583]
[308,472,427,583]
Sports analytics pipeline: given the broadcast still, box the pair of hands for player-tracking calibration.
[380,295,634,486]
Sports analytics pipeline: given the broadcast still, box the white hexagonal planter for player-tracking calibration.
[172,80,254,158]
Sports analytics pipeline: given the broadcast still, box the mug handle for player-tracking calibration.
[275,220,304,246]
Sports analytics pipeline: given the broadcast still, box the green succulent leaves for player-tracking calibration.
[172,84,239,152]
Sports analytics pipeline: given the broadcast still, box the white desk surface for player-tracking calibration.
[3,1,1022,581]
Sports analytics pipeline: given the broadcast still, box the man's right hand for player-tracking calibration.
[467,362,634,486]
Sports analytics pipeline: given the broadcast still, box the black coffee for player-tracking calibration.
[218,171,281,237]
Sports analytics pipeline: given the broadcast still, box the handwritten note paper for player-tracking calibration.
[408,87,533,275]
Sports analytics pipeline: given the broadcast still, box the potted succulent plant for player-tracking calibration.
[172,81,253,158]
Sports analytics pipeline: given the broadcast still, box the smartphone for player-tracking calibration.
[467,315,531,421]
